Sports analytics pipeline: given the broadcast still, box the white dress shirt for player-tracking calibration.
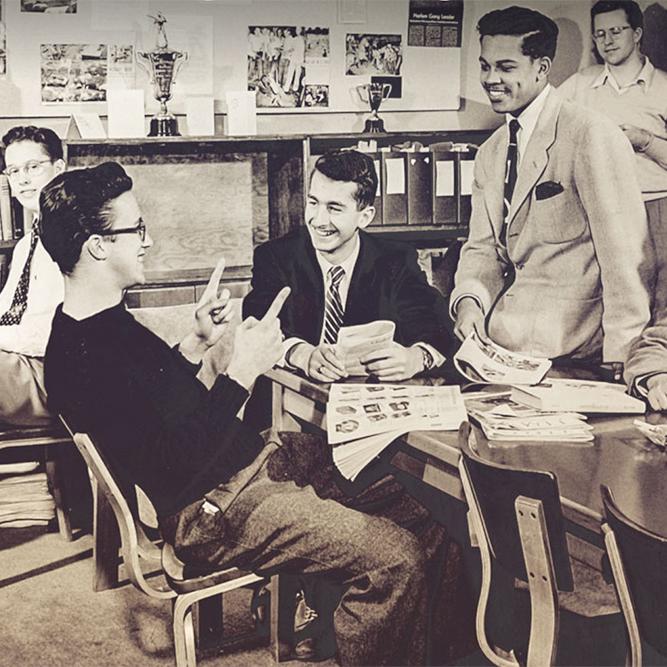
[0,219,64,357]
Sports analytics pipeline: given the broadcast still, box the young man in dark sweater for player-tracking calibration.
[40,162,433,666]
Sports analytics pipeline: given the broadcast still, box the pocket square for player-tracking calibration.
[535,180,564,200]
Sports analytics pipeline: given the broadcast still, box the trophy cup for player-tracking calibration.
[137,13,189,137]
[354,82,392,133]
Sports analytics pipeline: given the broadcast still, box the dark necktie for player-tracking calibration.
[0,223,39,326]
[500,118,521,246]
[322,265,345,344]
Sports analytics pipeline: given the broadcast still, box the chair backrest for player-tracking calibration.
[68,427,174,600]
[602,484,667,658]
[459,424,574,591]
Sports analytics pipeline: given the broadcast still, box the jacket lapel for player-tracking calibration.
[508,90,560,227]
[485,130,508,239]
[344,232,376,324]
[297,230,326,342]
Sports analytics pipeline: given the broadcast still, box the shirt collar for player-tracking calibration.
[506,83,552,139]
[591,58,654,92]
[314,232,361,283]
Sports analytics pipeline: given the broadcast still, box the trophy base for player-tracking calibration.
[362,117,386,133]
[148,116,181,137]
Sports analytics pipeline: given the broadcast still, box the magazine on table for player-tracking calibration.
[510,379,646,414]
[335,320,395,376]
[454,330,551,385]
[327,383,467,479]
[464,391,594,442]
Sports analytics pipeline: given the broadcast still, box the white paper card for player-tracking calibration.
[225,91,257,136]
[185,96,215,136]
[435,161,454,197]
[304,64,330,85]
[385,158,405,195]
[107,89,145,139]
[461,160,475,196]
[67,113,106,139]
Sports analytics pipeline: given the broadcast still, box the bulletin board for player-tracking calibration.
[0,0,462,117]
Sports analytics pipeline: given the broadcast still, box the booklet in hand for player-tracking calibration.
[454,330,551,385]
[335,320,396,376]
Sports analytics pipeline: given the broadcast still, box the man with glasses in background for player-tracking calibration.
[560,1,667,313]
[0,125,65,424]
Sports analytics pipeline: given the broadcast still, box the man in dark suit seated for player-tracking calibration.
[40,161,459,666]
[243,149,454,382]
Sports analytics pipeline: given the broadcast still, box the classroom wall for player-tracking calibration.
[0,0,591,137]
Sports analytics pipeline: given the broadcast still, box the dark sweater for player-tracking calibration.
[44,303,264,519]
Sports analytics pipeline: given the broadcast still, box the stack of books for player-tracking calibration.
[0,461,55,527]
[465,391,594,442]
[327,383,467,480]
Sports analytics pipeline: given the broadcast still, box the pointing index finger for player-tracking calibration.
[201,258,226,301]
[262,286,291,321]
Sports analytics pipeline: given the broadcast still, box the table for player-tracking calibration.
[266,367,667,563]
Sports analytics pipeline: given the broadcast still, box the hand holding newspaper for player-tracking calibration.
[454,330,551,385]
[335,320,395,376]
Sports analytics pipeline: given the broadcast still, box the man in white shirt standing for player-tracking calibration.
[0,126,65,424]
[559,0,667,314]
[451,6,650,367]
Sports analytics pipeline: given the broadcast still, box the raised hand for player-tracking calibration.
[193,257,235,348]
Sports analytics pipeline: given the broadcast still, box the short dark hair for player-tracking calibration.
[313,150,377,210]
[591,0,643,30]
[1,125,63,162]
[477,6,559,61]
[40,162,133,275]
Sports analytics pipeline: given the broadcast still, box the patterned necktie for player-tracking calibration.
[500,118,521,246]
[0,224,39,326]
[322,265,345,344]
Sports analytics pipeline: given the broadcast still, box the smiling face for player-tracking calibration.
[4,140,64,213]
[479,34,550,117]
[592,8,641,67]
[104,191,153,289]
[306,169,375,265]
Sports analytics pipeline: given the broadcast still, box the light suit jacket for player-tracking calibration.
[451,88,652,363]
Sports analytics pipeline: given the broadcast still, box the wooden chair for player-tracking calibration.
[458,422,618,667]
[0,421,73,539]
[69,429,289,667]
[601,484,667,667]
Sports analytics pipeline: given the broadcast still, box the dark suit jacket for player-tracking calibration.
[243,227,454,356]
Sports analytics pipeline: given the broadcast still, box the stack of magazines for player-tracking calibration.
[327,383,467,480]
[0,461,55,527]
[464,391,595,442]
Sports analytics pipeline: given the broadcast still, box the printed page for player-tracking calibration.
[454,330,551,385]
[335,320,395,376]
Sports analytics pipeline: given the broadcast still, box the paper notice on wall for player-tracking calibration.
[107,89,145,138]
[225,91,257,136]
[385,158,405,194]
[435,160,454,196]
[460,160,475,195]
[185,96,215,136]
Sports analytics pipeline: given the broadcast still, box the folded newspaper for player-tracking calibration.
[335,320,395,376]
[327,383,467,479]
[454,330,551,385]
[464,391,594,442]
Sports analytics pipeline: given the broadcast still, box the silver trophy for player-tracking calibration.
[355,82,392,133]
[137,13,189,136]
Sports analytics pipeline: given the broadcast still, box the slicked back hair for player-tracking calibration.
[313,149,377,210]
[1,125,63,162]
[477,6,559,61]
[591,0,643,31]
[40,161,133,275]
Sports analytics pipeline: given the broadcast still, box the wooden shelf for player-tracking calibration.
[0,239,18,251]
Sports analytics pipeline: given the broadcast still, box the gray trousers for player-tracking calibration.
[161,434,429,666]
[648,196,667,316]
[0,351,52,426]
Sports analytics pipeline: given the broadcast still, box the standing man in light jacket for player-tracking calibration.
[451,6,651,366]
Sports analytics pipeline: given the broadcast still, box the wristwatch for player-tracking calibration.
[419,346,434,372]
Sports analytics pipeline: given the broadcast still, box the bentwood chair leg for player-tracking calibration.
[173,596,198,667]
[270,574,291,662]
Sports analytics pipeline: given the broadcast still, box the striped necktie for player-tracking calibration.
[322,265,345,344]
[500,118,521,246]
[0,223,40,326]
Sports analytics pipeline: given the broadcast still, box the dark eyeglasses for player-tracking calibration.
[97,223,147,243]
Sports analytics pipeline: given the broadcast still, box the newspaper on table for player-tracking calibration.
[335,320,395,376]
[464,391,594,442]
[327,383,467,479]
[454,330,551,385]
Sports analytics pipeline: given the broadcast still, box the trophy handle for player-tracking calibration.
[382,83,392,99]
[355,84,370,105]
[171,51,189,86]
